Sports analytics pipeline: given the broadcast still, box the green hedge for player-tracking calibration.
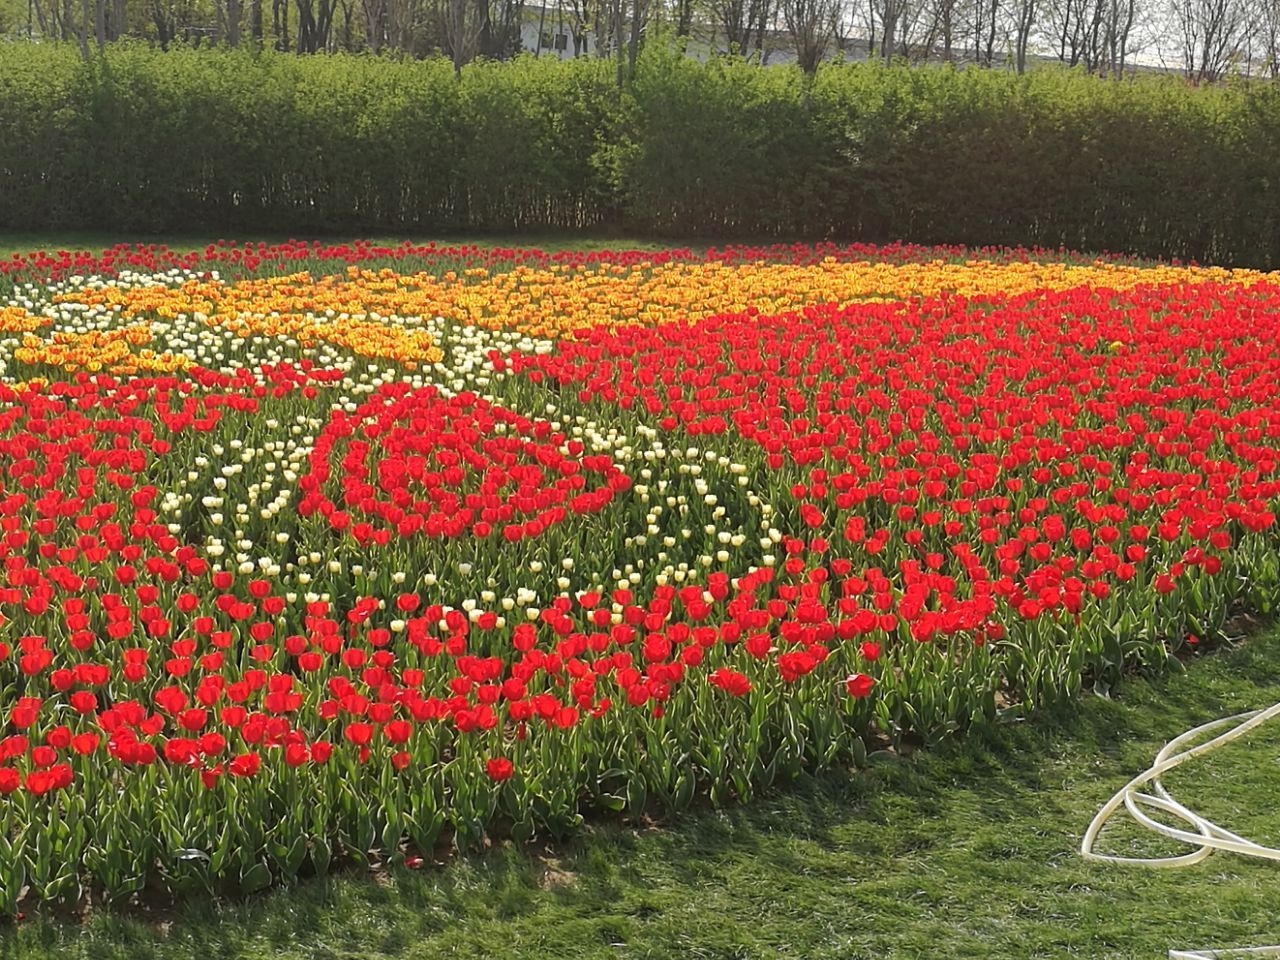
[3,42,1280,265]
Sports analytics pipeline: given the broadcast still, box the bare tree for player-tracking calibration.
[673,0,695,34]
[830,0,872,55]
[363,0,387,49]
[561,0,592,53]
[1258,0,1280,76]
[533,0,548,52]
[585,0,615,58]
[272,0,290,49]
[1172,0,1252,80]
[295,0,337,49]
[627,0,649,76]
[443,0,482,69]
[876,0,910,59]
[1043,0,1086,63]
[614,0,624,83]
[780,0,838,69]
[1093,0,1139,73]
[707,0,773,55]
[387,0,424,51]
[924,0,960,60]
[77,0,91,54]
[967,0,1000,64]
[829,0,855,49]
[217,0,243,42]
[1008,0,1036,69]
[478,0,525,58]
[107,0,125,38]
[33,0,91,44]
[893,0,934,58]
[148,0,201,46]
[1041,0,1139,72]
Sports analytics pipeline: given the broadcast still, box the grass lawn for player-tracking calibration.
[2,633,1277,959]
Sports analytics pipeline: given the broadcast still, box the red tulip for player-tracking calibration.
[485,757,514,782]
[844,674,875,699]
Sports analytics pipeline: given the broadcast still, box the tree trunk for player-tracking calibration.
[78,0,91,56]
[362,0,382,50]
[296,0,313,50]
[340,0,353,47]
[983,0,997,64]
[450,0,468,73]
[476,0,492,56]
[614,0,624,86]
[273,0,290,49]
[627,0,642,78]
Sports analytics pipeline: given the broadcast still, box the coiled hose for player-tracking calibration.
[1081,702,1280,959]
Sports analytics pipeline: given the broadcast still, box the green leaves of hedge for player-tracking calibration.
[2,42,1279,267]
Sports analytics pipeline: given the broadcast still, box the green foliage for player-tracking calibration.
[0,45,618,234]
[4,43,1280,265]
[608,44,826,234]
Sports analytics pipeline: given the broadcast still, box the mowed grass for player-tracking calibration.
[1,633,1277,960]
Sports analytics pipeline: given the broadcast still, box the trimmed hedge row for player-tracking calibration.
[3,42,1280,266]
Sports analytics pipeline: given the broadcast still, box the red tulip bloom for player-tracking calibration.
[844,674,876,699]
[708,668,752,697]
[485,757,514,782]
[229,752,261,777]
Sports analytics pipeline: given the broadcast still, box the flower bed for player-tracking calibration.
[0,242,1276,907]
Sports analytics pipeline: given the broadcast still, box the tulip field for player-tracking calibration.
[0,239,1279,911]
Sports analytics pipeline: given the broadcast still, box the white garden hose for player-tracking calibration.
[1081,701,1280,959]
